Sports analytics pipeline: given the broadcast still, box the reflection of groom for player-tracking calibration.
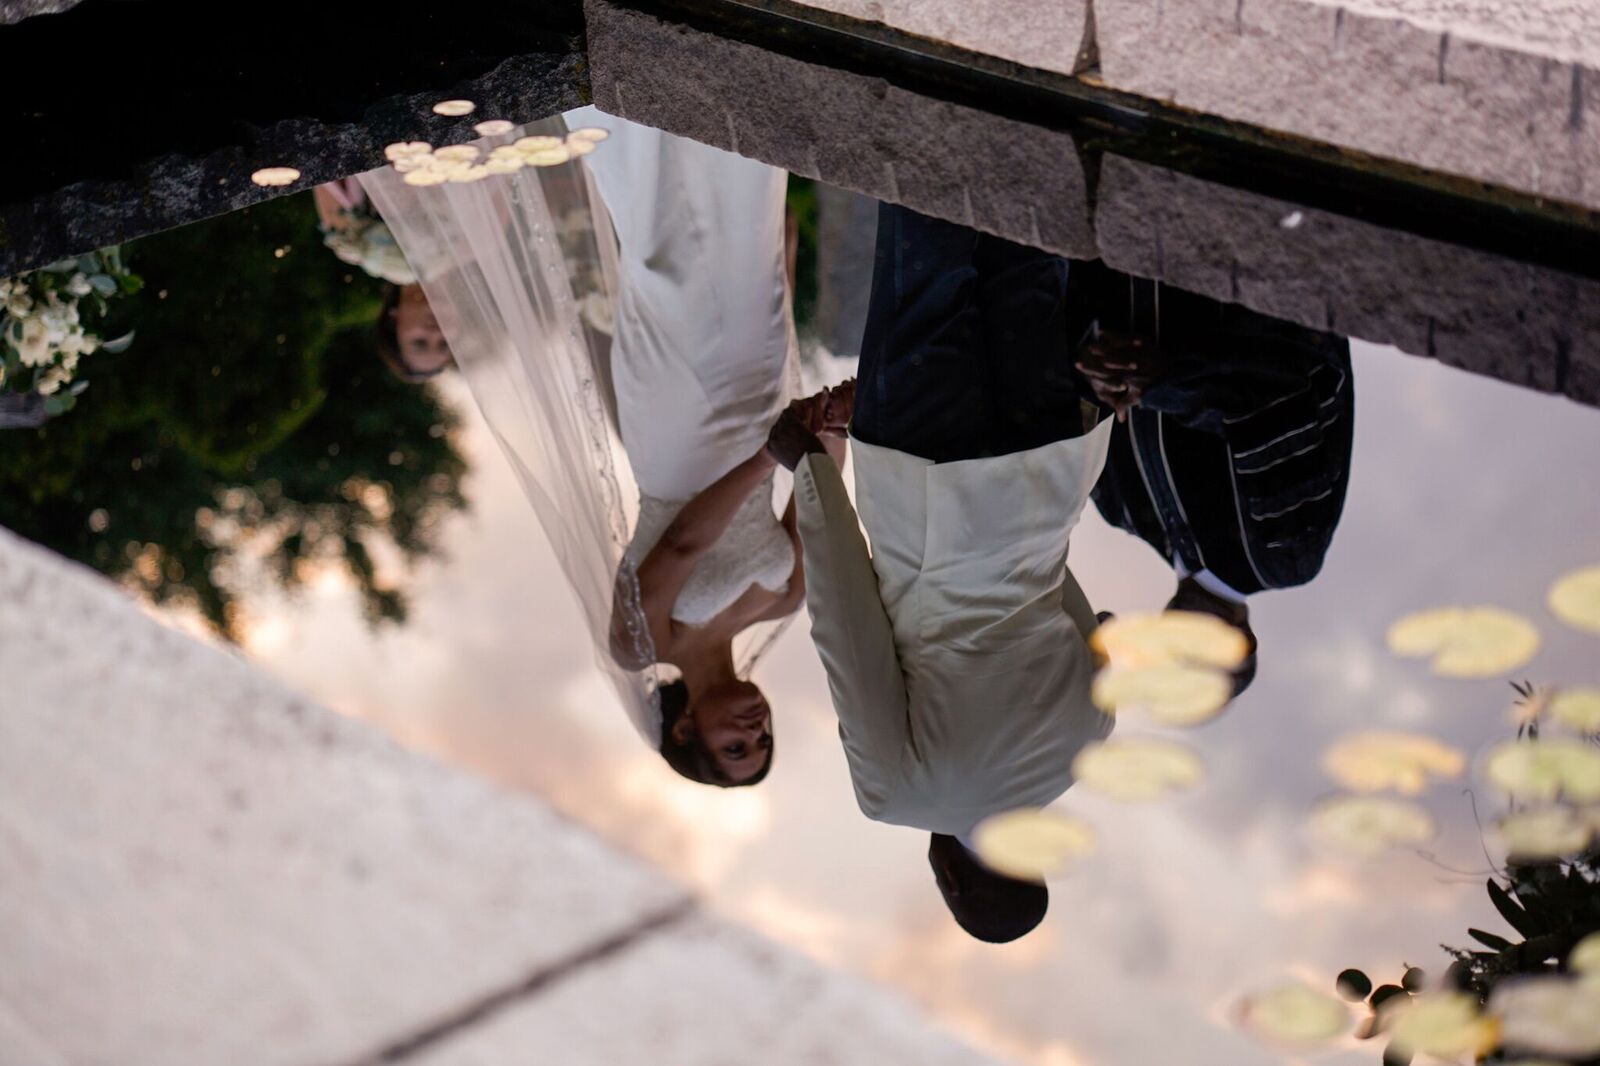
[767,205,1115,944]
[1074,268,1354,695]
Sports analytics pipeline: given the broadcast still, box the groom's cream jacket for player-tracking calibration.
[793,416,1116,835]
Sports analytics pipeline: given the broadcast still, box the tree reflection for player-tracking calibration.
[0,193,467,639]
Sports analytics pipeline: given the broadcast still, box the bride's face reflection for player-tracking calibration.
[387,284,451,379]
[675,679,773,782]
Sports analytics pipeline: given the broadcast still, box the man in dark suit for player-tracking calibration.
[1071,265,1355,695]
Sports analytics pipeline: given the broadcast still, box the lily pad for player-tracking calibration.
[970,808,1095,881]
[1387,606,1540,678]
[1070,737,1203,802]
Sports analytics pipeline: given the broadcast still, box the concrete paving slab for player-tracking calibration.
[0,528,688,1066]
[407,913,996,1066]
[794,0,1096,75]
[1093,0,1598,210]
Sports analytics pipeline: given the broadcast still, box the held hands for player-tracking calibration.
[1075,331,1170,423]
[765,380,854,471]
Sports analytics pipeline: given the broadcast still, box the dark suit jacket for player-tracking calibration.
[1078,266,1354,595]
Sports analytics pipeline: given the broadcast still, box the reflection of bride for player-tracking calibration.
[361,109,827,786]
[571,106,816,787]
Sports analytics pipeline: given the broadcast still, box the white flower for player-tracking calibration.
[6,291,32,317]
[65,273,92,297]
[35,365,69,395]
[17,317,51,367]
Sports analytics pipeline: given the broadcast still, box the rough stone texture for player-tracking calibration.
[0,526,685,1066]
[585,0,1097,258]
[0,0,77,23]
[791,0,1096,75]
[0,51,585,277]
[407,914,995,1066]
[1096,152,1600,405]
[1095,0,1599,211]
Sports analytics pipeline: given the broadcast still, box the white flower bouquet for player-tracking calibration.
[321,211,417,287]
[1,246,140,419]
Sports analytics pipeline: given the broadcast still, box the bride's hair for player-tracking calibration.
[656,679,773,788]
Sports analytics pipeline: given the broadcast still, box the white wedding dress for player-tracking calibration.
[360,109,803,744]
[569,106,801,627]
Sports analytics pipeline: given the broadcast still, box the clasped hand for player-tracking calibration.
[765,379,853,471]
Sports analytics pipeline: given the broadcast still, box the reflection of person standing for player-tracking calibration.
[1075,267,1354,695]
[769,205,1114,942]
[312,178,452,382]
[569,107,826,788]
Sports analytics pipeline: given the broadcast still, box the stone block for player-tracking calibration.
[585,0,1098,258]
[408,914,995,1066]
[1095,0,1600,210]
[0,529,688,1066]
[1095,152,1600,406]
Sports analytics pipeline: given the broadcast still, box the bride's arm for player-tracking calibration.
[634,449,778,627]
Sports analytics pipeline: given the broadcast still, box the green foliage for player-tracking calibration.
[0,192,468,639]
[786,175,818,333]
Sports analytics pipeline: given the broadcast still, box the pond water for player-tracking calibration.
[4,100,1598,1066]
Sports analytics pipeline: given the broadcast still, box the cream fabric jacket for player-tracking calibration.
[794,417,1115,834]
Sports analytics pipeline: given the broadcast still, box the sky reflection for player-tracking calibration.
[233,341,1600,1065]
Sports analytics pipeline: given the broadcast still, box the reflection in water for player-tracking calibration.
[313,177,455,383]
[0,195,467,637]
[356,109,862,791]
[7,87,1600,1066]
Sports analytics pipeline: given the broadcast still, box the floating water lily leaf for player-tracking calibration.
[250,166,301,187]
[514,135,564,152]
[384,141,432,162]
[483,156,525,175]
[1484,740,1600,803]
[566,126,610,142]
[1322,731,1465,794]
[1385,992,1500,1061]
[473,119,515,136]
[1549,687,1600,732]
[1497,807,1594,860]
[1549,566,1600,635]
[970,809,1095,881]
[432,99,476,117]
[1311,795,1436,856]
[1569,931,1600,975]
[1237,981,1349,1047]
[1070,737,1203,802]
[522,146,572,167]
[433,144,481,163]
[1489,976,1600,1058]
[564,137,596,158]
[402,169,449,187]
[1090,664,1231,726]
[448,165,491,184]
[1091,611,1250,670]
[1386,606,1540,678]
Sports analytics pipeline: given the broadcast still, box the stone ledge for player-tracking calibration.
[408,913,998,1066]
[785,0,1096,75]
[0,526,686,1066]
[585,0,1098,258]
[1091,0,1596,212]
[0,526,1002,1066]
